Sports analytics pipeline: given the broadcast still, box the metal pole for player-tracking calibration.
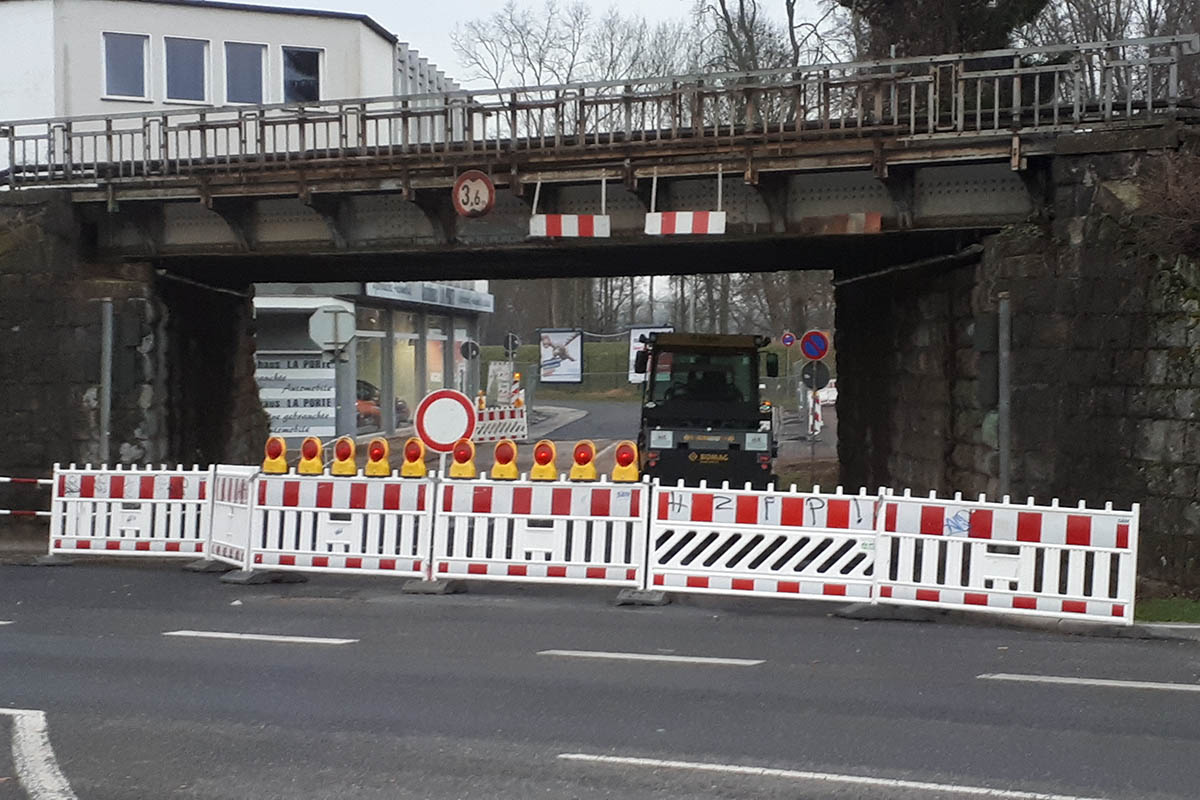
[99,298,113,465]
[997,292,1011,496]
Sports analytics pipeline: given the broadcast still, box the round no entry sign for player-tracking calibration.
[415,389,476,452]
[800,329,830,361]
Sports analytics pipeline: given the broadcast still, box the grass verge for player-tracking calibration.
[1134,597,1200,623]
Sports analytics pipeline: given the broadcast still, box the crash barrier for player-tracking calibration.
[0,475,53,519]
[251,473,433,578]
[650,483,878,601]
[875,491,1139,623]
[434,477,646,585]
[46,464,1140,625]
[473,406,529,443]
[49,464,210,556]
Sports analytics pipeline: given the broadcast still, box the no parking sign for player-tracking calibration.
[799,330,830,361]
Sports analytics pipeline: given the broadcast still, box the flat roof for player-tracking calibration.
[70,0,398,43]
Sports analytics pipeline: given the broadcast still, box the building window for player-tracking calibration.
[393,312,418,427]
[356,307,386,435]
[282,47,320,102]
[225,42,265,104]
[426,315,448,392]
[165,37,207,102]
[103,32,148,98]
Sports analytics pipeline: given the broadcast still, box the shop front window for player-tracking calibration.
[453,318,472,393]
[356,307,386,435]
[393,311,418,426]
[426,315,448,392]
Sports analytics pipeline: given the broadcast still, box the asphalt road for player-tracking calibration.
[1,563,1199,799]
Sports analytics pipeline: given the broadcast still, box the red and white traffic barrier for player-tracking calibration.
[49,464,210,556]
[0,474,52,519]
[208,465,257,568]
[650,482,879,601]
[874,491,1138,624]
[250,474,433,578]
[529,214,611,238]
[644,211,727,235]
[473,406,529,443]
[434,476,647,586]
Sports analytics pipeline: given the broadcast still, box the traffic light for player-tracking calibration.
[262,436,288,474]
[365,438,390,477]
[331,436,356,476]
[504,332,521,359]
[448,437,477,479]
[612,440,639,482]
[529,439,557,481]
[400,437,426,478]
[298,436,324,475]
[569,440,597,482]
[491,439,519,480]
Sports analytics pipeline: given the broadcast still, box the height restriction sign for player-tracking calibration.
[800,329,830,361]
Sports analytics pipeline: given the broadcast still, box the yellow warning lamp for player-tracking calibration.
[611,440,639,482]
[569,439,598,482]
[331,436,357,476]
[262,436,288,474]
[476,390,487,410]
[365,438,390,477]
[529,439,558,481]
[400,437,427,478]
[491,439,520,480]
[448,437,477,479]
[298,436,324,475]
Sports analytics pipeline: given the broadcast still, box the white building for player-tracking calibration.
[0,0,489,441]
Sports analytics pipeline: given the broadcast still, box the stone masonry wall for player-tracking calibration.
[838,150,1200,589]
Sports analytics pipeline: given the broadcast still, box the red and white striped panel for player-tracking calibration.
[653,573,872,599]
[644,211,727,235]
[656,487,876,530]
[877,584,1126,621]
[254,553,422,573]
[529,214,611,238]
[882,500,1133,549]
[52,538,204,554]
[473,407,528,443]
[442,482,643,519]
[796,211,883,235]
[257,476,428,512]
[57,471,206,502]
[438,562,636,582]
[209,542,246,563]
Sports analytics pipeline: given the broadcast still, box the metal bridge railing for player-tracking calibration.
[2,35,1196,189]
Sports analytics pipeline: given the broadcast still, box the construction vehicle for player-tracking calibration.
[633,332,780,488]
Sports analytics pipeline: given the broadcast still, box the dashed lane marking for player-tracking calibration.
[0,708,77,800]
[0,621,12,626]
[538,649,762,666]
[979,673,1200,693]
[557,753,1112,800]
[162,630,357,645]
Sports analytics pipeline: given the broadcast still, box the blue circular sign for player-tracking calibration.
[781,331,797,347]
[800,329,830,360]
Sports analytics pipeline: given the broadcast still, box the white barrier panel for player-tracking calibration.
[434,477,647,586]
[650,483,879,600]
[50,464,210,556]
[473,407,528,443]
[208,466,259,569]
[251,474,433,578]
[875,492,1139,624]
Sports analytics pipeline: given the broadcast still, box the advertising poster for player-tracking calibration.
[538,329,583,383]
[628,326,674,383]
[255,351,337,437]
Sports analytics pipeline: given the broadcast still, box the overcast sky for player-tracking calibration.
[251,0,822,84]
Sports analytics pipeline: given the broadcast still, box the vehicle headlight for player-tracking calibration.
[745,433,769,451]
[649,429,675,449]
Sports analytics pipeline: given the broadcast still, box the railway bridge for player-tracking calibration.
[2,34,1199,584]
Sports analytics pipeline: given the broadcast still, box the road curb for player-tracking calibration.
[835,602,1200,642]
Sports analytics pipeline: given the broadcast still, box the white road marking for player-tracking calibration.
[538,649,762,666]
[557,753,1111,800]
[0,621,13,625]
[979,672,1200,693]
[0,708,77,800]
[162,630,357,645]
